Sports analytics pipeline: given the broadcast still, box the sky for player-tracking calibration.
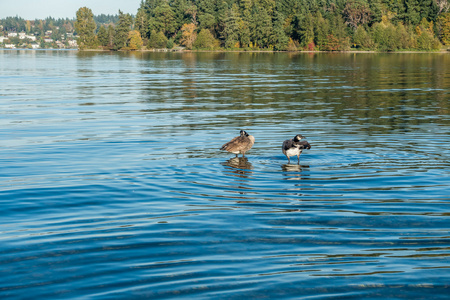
[0,0,141,20]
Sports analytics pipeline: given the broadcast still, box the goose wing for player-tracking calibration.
[298,140,311,150]
[282,139,295,152]
[221,135,249,152]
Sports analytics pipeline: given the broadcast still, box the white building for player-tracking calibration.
[8,32,17,37]
[5,44,16,48]
[0,36,8,43]
[68,40,78,47]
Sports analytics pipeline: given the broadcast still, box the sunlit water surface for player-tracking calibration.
[1,50,449,299]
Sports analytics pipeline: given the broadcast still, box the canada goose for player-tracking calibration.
[221,130,255,157]
[282,134,311,164]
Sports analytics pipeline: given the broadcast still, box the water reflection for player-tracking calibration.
[281,164,310,180]
[221,157,253,178]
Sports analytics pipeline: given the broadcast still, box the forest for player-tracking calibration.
[74,0,450,51]
[3,0,450,51]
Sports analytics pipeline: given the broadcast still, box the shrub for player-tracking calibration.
[148,30,168,49]
[193,29,219,50]
[353,26,375,49]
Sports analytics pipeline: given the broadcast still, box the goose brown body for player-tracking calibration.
[221,130,255,157]
[282,134,311,164]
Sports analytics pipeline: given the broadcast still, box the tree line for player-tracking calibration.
[76,0,450,51]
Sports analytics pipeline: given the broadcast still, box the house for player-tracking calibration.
[19,32,26,39]
[68,40,78,47]
[8,32,17,37]
[5,44,16,48]
[31,43,40,49]
[25,35,36,41]
[0,36,8,43]
[44,38,53,43]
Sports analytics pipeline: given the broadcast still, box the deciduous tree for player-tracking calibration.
[193,28,219,49]
[343,0,371,30]
[128,30,144,50]
[437,12,450,44]
[180,23,197,49]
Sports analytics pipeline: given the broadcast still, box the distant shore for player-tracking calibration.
[2,48,449,54]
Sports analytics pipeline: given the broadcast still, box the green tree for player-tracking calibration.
[271,10,289,50]
[313,13,330,50]
[295,12,315,47]
[404,0,421,25]
[148,30,168,48]
[74,7,97,49]
[135,8,149,39]
[193,28,219,49]
[352,26,375,49]
[372,19,400,51]
[222,3,241,48]
[250,5,273,48]
[113,10,133,50]
[150,3,176,36]
[97,25,109,47]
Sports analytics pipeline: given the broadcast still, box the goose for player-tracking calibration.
[221,130,255,158]
[282,134,311,164]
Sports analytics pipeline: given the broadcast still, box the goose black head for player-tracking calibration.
[240,130,249,137]
[294,134,305,142]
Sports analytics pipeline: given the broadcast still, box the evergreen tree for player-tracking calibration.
[313,13,330,50]
[250,4,273,48]
[74,7,97,49]
[223,4,241,48]
[404,0,422,25]
[113,10,133,50]
[271,10,289,50]
[150,3,176,36]
[295,12,315,47]
[97,25,109,47]
[135,8,149,40]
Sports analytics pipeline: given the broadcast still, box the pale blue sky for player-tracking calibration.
[0,0,141,19]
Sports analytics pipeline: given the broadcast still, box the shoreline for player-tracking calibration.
[2,48,449,54]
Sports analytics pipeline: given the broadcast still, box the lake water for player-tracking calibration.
[1,50,449,299]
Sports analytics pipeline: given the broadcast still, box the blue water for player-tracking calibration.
[1,50,449,299]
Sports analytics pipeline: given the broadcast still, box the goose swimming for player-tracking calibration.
[221,130,255,158]
[282,134,311,164]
